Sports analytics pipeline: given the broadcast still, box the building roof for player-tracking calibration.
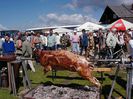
[100,4,133,24]
[109,4,133,18]
[26,25,80,31]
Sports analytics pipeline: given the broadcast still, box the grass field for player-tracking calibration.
[0,63,132,99]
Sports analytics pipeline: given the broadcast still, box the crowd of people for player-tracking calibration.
[0,28,133,59]
[0,28,133,66]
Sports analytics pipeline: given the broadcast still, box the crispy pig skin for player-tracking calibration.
[35,50,100,87]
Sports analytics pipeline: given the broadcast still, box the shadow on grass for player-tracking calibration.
[104,73,127,99]
[104,74,126,90]
[113,89,126,99]
[47,74,106,82]
[101,85,111,99]
[43,81,83,87]
[41,81,99,92]
[46,75,84,80]
[96,76,106,84]
[16,77,23,92]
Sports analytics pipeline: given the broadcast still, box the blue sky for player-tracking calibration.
[0,0,132,30]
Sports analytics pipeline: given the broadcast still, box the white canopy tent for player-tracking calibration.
[53,27,73,33]
[76,22,105,31]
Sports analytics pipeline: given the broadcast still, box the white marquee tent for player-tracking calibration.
[53,27,73,34]
[76,22,105,31]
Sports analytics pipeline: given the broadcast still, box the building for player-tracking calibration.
[0,30,19,37]
[100,4,133,24]
[26,25,80,33]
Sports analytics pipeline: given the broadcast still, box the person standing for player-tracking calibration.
[33,32,42,49]
[22,37,35,72]
[106,29,119,58]
[79,29,89,56]
[22,37,32,58]
[60,34,68,50]
[47,29,56,50]
[55,32,61,50]
[128,28,133,38]
[14,32,22,43]
[2,34,15,55]
[124,33,133,88]
[0,36,3,55]
[15,37,22,56]
[87,31,95,57]
[42,33,48,50]
[93,31,99,56]
[2,33,24,87]
[71,32,80,54]
[1,34,16,88]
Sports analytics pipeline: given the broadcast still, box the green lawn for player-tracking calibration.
[0,63,131,99]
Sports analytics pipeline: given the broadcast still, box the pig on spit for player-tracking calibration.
[34,49,101,87]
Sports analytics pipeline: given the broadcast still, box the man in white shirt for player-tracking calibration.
[47,29,56,50]
[41,33,47,50]
[106,30,119,58]
[55,32,61,50]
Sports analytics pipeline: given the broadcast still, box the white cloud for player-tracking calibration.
[64,0,78,10]
[64,0,133,12]
[83,6,94,13]
[0,24,7,30]
[39,13,98,26]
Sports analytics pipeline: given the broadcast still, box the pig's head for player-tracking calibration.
[77,56,101,87]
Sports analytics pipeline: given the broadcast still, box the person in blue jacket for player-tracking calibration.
[2,34,15,55]
[79,29,89,56]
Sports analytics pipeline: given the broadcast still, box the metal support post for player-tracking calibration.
[126,64,133,99]
[22,61,31,89]
[0,70,2,87]
[108,64,120,99]
[7,62,11,90]
[9,60,22,96]
[10,63,17,95]
[52,69,56,81]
